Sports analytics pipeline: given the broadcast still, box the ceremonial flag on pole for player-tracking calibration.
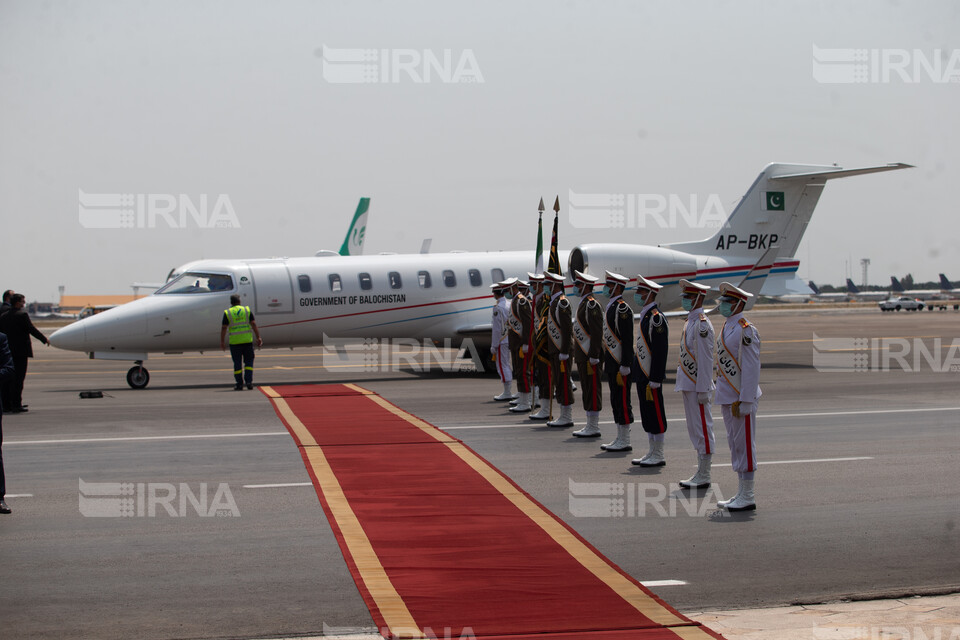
[535,197,544,274]
[548,195,562,276]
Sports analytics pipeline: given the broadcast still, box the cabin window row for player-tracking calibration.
[297,268,505,293]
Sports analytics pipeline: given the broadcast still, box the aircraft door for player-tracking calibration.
[247,261,294,314]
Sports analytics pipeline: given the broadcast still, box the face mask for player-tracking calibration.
[569,287,580,298]
[681,297,694,312]
[602,285,613,298]
[505,291,514,300]
[633,291,647,305]
[718,300,735,317]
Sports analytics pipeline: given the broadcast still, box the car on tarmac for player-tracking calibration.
[878,296,925,312]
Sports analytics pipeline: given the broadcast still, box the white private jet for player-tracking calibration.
[50,162,911,388]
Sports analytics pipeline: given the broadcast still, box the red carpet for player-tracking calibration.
[262,383,726,640]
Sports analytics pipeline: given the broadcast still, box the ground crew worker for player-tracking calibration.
[544,272,574,427]
[600,272,634,451]
[714,282,761,512]
[490,281,516,401]
[630,275,670,467]
[528,273,553,420]
[507,279,534,413]
[220,294,262,390]
[675,279,716,488]
[570,271,604,438]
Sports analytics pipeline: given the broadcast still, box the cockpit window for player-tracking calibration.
[156,272,234,294]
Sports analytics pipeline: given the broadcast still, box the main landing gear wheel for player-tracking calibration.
[126,363,150,389]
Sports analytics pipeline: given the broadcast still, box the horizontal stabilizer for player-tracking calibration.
[770,163,914,181]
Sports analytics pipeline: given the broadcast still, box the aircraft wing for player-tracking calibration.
[457,324,492,336]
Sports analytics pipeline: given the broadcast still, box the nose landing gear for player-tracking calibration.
[126,362,150,389]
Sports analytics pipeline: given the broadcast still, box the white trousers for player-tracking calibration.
[494,342,513,383]
[720,403,758,473]
[681,391,715,456]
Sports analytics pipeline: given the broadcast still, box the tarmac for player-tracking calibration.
[274,593,960,639]
[3,307,957,639]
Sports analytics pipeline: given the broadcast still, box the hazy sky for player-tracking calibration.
[1,0,957,300]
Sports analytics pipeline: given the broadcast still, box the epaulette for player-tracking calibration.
[558,297,570,310]
[617,300,631,315]
[650,308,664,327]
[586,297,599,309]
[698,312,707,322]
[738,317,750,328]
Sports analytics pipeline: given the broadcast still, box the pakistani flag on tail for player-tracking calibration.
[535,197,545,274]
[548,195,562,276]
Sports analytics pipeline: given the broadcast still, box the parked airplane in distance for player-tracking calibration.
[50,162,911,388]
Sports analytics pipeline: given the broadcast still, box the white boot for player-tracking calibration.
[493,381,517,402]
[679,454,712,488]
[634,439,665,467]
[509,392,532,413]
[572,412,601,438]
[724,477,756,511]
[632,436,656,465]
[717,475,743,508]
[528,401,551,420]
[601,424,632,452]
[547,404,574,427]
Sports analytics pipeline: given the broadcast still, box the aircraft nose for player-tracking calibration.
[50,321,87,351]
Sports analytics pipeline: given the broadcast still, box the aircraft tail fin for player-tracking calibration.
[737,246,779,310]
[890,276,905,293]
[338,198,371,256]
[846,278,860,294]
[667,163,912,261]
[940,273,954,290]
[808,280,821,295]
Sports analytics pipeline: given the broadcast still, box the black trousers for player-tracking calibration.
[0,413,5,498]
[575,357,602,412]
[636,382,668,435]
[229,343,255,385]
[604,360,634,425]
[8,355,27,410]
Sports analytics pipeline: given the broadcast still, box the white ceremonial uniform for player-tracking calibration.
[715,312,761,473]
[491,297,513,384]
[675,310,716,456]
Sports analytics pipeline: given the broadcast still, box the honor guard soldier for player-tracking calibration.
[570,271,604,438]
[544,272,575,427]
[528,273,553,420]
[630,275,670,467]
[506,278,534,412]
[714,282,761,511]
[675,279,716,488]
[490,281,516,401]
[600,272,635,451]
[220,294,263,390]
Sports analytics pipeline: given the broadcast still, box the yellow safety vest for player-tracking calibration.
[225,305,253,345]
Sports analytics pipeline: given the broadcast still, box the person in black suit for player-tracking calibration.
[0,290,12,317]
[0,293,49,413]
[630,275,670,467]
[0,332,16,512]
[599,271,635,452]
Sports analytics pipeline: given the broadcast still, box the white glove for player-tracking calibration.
[648,381,661,389]
[490,346,496,355]
[697,392,710,405]
[738,401,756,416]
[521,344,529,354]
[589,357,599,366]
[559,353,569,361]
[619,366,631,378]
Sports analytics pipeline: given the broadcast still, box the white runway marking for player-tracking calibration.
[444,405,960,430]
[714,456,873,467]
[242,482,313,489]
[5,494,33,498]
[7,431,288,445]
[640,579,687,587]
